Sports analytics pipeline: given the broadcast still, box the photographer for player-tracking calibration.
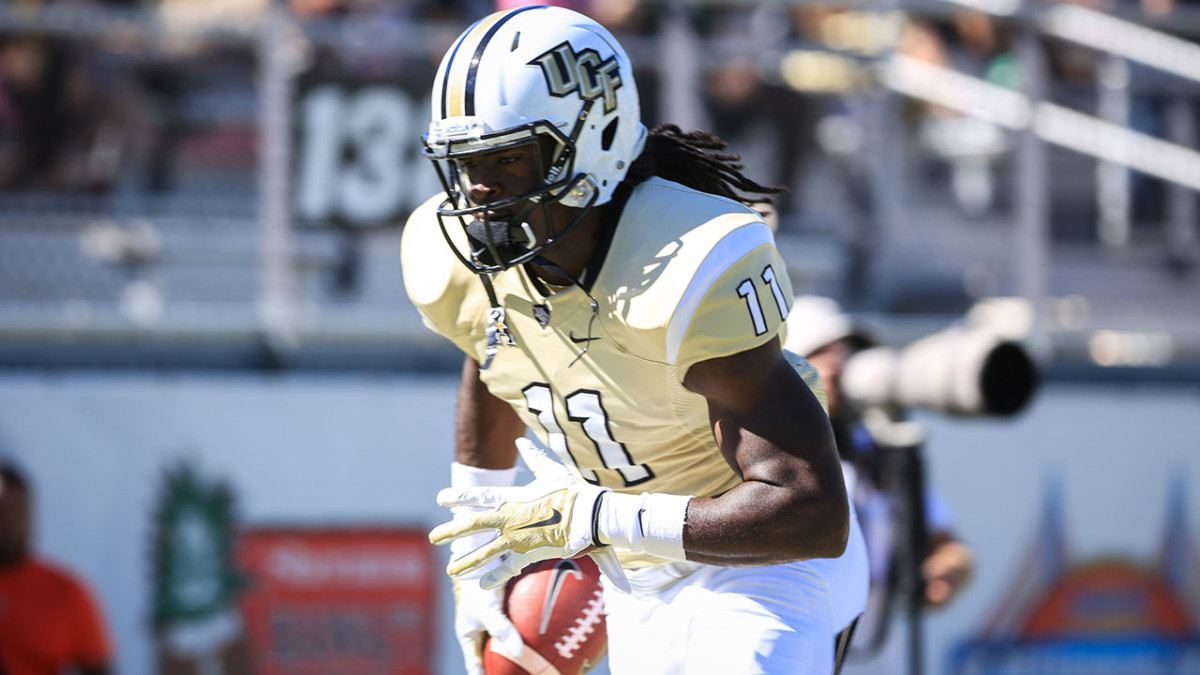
[785,296,974,648]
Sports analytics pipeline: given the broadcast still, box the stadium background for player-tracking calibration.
[1,0,1198,673]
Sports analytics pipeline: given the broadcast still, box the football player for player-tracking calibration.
[401,6,868,674]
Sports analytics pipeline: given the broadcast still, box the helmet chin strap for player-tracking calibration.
[475,252,600,373]
[473,197,541,372]
[477,274,515,371]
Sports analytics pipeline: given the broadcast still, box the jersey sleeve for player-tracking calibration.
[400,193,485,356]
[784,349,829,415]
[666,222,794,377]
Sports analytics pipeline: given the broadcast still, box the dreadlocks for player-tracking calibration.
[624,124,786,205]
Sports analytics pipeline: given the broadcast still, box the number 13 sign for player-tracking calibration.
[293,80,436,229]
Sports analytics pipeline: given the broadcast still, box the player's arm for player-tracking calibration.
[455,355,524,468]
[446,355,529,673]
[431,338,849,585]
[680,337,850,565]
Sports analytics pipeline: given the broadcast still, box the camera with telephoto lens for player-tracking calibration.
[839,325,1038,417]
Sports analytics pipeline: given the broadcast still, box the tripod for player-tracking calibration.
[862,409,931,675]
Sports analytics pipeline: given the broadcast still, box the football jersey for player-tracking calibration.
[402,177,798,568]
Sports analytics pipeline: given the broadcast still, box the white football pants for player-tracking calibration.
[602,504,868,674]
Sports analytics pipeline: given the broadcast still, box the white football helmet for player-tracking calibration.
[423,5,647,273]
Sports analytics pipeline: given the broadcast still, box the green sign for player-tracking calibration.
[150,461,241,628]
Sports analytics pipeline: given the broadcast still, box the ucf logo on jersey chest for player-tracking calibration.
[529,42,622,114]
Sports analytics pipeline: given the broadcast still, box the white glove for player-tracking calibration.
[443,462,525,674]
[431,438,630,592]
[450,574,524,675]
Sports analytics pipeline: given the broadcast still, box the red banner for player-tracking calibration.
[237,527,437,675]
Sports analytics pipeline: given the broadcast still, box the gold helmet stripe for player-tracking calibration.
[437,19,478,120]
[440,6,545,119]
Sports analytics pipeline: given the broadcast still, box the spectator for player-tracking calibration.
[0,461,112,675]
[0,34,139,193]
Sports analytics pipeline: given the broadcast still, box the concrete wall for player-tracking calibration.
[1,373,1197,674]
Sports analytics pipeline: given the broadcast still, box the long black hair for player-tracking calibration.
[623,124,786,204]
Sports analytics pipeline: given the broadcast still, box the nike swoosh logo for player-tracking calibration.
[540,560,584,634]
[516,509,562,530]
[569,332,600,344]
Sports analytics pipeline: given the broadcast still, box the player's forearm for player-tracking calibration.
[681,474,850,565]
[445,359,527,582]
[455,356,524,468]
[668,341,849,564]
[594,452,850,566]
[594,481,848,567]
[688,378,850,563]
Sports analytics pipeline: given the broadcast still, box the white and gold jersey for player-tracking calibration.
[403,178,798,566]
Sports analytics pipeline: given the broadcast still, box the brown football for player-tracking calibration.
[483,557,607,675]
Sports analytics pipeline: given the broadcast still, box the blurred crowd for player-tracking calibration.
[0,0,140,193]
[0,0,265,196]
[0,0,1195,238]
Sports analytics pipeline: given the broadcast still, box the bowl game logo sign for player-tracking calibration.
[150,461,253,675]
[236,527,436,675]
[951,477,1200,674]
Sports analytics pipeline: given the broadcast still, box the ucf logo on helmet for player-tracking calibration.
[529,42,623,114]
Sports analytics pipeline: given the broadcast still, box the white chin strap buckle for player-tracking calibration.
[516,221,536,246]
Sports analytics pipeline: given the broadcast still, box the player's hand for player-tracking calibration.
[451,575,524,675]
[443,472,524,675]
[431,438,611,590]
